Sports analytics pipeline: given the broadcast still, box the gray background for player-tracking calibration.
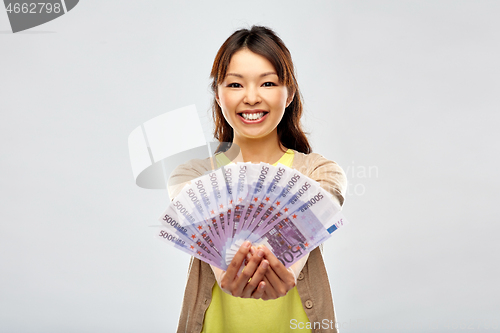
[1,1,499,332]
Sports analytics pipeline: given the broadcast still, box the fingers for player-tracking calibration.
[221,242,268,298]
[262,275,276,300]
[233,247,266,295]
[264,264,289,297]
[220,241,251,292]
[220,243,298,300]
[242,259,269,298]
[259,245,296,297]
[259,246,292,281]
[226,241,252,278]
[251,281,266,299]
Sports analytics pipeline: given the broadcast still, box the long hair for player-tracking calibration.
[210,26,311,154]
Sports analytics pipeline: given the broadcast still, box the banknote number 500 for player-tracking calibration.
[278,245,303,266]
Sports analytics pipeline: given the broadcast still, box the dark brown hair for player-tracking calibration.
[210,26,311,154]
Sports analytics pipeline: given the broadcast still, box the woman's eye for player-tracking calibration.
[228,83,242,88]
[263,82,277,87]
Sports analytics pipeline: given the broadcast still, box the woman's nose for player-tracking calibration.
[243,86,261,105]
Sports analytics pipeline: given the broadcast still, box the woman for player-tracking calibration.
[168,26,347,333]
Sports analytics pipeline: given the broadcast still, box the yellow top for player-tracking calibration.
[214,148,295,169]
[202,149,311,333]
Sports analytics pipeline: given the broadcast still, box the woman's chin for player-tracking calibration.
[235,128,277,141]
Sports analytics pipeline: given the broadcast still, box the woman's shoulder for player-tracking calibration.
[291,150,343,173]
[291,150,347,207]
[292,150,333,164]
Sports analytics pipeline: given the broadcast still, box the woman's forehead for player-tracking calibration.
[225,49,277,77]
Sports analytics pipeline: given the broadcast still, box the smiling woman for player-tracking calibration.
[168,26,347,333]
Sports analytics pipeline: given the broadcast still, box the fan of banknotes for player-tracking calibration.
[156,162,347,270]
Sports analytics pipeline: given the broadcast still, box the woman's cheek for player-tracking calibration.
[220,92,240,110]
[222,106,241,130]
[265,89,288,108]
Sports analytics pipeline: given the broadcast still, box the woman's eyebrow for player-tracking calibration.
[226,72,278,78]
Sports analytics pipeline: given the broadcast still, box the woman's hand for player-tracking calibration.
[219,241,269,299]
[253,245,297,300]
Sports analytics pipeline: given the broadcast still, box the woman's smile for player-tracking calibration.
[238,110,269,123]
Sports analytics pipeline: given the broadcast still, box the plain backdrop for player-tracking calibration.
[1,1,499,332]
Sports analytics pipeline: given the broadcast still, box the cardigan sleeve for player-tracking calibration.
[307,153,347,207]
[167,158,211,200]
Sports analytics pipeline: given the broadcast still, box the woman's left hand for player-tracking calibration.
[251,245,296,300]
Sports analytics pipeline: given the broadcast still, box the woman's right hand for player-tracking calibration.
[218,241,269,299]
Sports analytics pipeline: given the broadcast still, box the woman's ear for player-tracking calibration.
[286,89,295,108]
[215,89,221,107]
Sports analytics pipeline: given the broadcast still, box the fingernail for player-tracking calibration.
[262,260,269,269]
[249,247,255,254]
[243,241,251,248]
[258,250,264,258]
[246,253,252,260]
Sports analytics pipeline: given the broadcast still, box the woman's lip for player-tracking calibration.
[237,112,269,124]
[238,109,268,114]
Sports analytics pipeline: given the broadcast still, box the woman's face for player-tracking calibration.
[216,48,293,142]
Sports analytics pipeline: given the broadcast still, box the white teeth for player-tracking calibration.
[241,112,264,120]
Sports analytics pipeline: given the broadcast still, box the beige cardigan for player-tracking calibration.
[167,150,347,333]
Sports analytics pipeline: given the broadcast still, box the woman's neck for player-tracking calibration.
[231,132,287,164]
